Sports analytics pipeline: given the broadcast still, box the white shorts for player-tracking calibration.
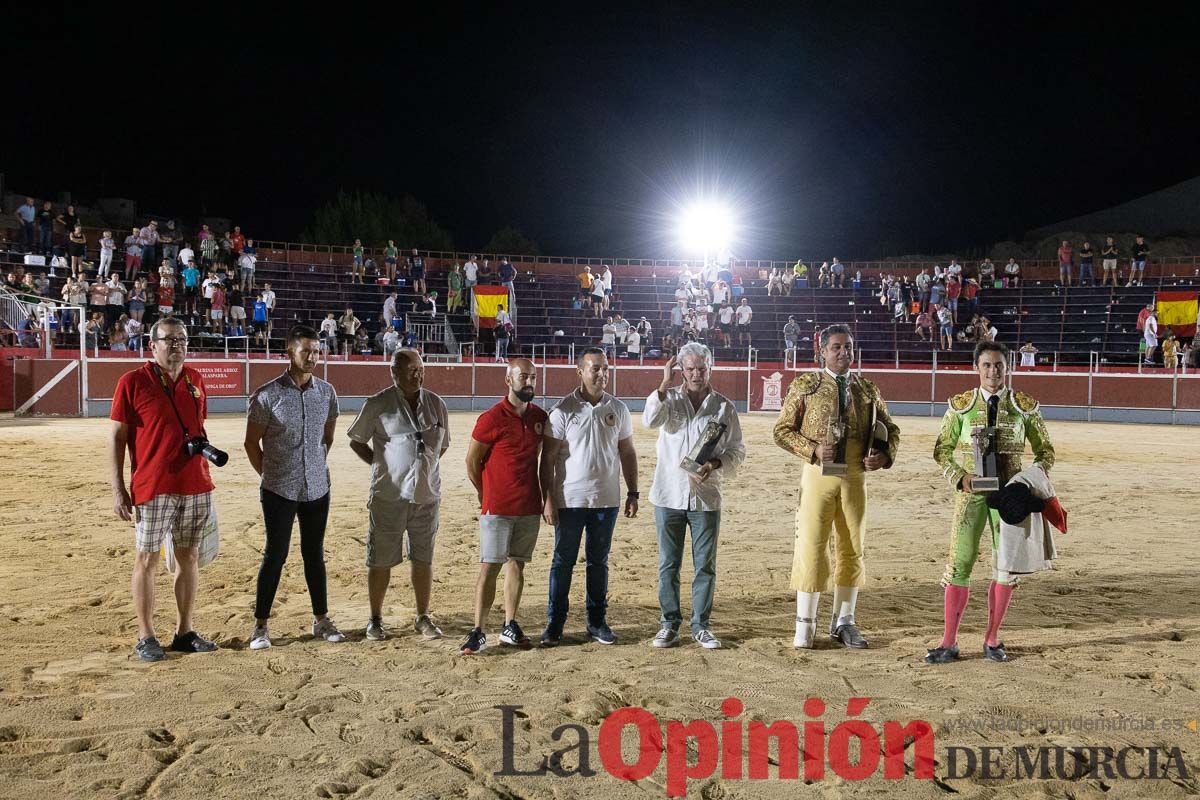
[367,498,440,567]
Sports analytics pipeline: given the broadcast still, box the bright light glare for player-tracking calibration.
[676,202,736,255]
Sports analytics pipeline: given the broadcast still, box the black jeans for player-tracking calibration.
[255,489,330,619]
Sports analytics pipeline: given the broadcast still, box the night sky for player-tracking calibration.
[7,5,1199,259]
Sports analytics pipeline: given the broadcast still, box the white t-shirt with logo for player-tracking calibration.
[464,260,478,281]
[735,304,753,325]
[547,390,634,508]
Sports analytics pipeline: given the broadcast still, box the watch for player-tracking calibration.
[627,491,640,498]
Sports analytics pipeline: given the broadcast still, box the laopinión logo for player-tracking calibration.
[494,698,1191,797]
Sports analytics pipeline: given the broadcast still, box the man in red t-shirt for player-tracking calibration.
[461,358,546,654]
[110,317,220,662]
[230,226,246,254]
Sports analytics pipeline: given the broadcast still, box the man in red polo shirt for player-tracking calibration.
[461,358,546,654]
[110,317,220,662]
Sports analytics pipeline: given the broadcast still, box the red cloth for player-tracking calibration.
[111,363,214,505]
[1041,495,1068,534]
[470,397,547,516]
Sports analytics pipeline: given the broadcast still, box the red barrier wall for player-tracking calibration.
[13,359,80,415]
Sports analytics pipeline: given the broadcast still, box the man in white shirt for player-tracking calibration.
[463,256,479,304]
[177,243,195,268]
[383,291,399,328]
[946,260,962,279]
[1143,310,1159,365]
[625,329,641,358]
[262,283,276,313]
[643,343,746,650]
[538,348,639,646]
[717,304,735,348]
[613,314,630,346]
[601,317,617,360]
[347,349,451,641]
[735,298,753,346]
[601,265,613,311]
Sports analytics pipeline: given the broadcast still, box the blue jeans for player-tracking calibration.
[546,507,618,630]
[20,221,35,251]
[496,337,509,358]
[1079,262,1093,284]
[654,506,720,631]
[39,225,54,255]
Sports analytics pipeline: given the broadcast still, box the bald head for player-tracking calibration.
[505,358,537,404]
[391,348,425,396]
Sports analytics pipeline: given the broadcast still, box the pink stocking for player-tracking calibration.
[985,582,1015,647]
[941,584,970,648]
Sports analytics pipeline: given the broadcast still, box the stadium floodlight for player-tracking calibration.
[676,201,736,259]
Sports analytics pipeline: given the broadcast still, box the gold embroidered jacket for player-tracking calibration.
[773,371,900,467]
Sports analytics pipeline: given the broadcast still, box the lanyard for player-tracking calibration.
[152,364,203,441]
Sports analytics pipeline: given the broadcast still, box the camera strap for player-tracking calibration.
[151,363,203,441]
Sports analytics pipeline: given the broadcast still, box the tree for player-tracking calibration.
[302,190,455,251]
[483,226,541,258]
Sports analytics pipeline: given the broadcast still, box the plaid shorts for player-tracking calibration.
[134,492,215,553]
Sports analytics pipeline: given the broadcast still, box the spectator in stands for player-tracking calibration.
[499,257,517,293]
[180,260,200,318]
[157,278,176,319]
[694,304,711,341]
[105,274,127,327]
[914,308,933,342]
[735,297,753,346]
[60,278,84,336]
[601,264,614,310]
[1162,330,1178,369]
[92,229,115,279]
[677,266,694,289]
[67,223,87,278]
[602,317,617,359]
[1019,341,1038,367]
[783,315,800,352]
[338,306,361,356]
[914,267,931,310]
[383,291,400,330]
[238,245,257,293]
[31,271,49,297]
[420,291,438,317]
[1135,302,1154,333]
[120,226,140,276]
[409,249,427,295]
[380,240,398,282]
[463,255,479,302]
[351,238,366,284]
[15,197,36,252]
[201,271,222,320]
[636,316,652,346]
[767,268,783,296]
[138,220,159,272]
[711,278,730,307]
[928,277,945,311]
[159,221,179,267]
[978,258,996,286]
[1101,237,1119,287]
[714,303,733,348]
[830,257,846,288]
[110,314,130,351]
[979,316,998,343]
[792,259,808,287]
[1004,258,1021,287]
[230,226,246,256]
[219,230,234,270]
[129,279,147,324]
[320,313,337,352]
[17,311,39,348]
[478,257,494,285]
[576,266,595,309]
[446,263,464,314]
[937,304,954,351]
[670,301,685,339]
[381,325,400,357]
[199,231,217,272]
[961,277,980,320]
[1142,308,1158,365]
[590,271,606,317]
[1078,240,1095,285]
[494,304,512,360]
[673,282,690,308]
[625,326,641,358]
[88,276,110,323]
[209,281,226,333]
[83,312,104,350]
[1129,234,1149,287]
[1057,240,1074,287]
[252,292,270,346]
[945,275,962,323]
[225,285,243,330]
[817,262,831,288]
[178,241,194,270]
[36,200,55,257]
[126,315,144,351]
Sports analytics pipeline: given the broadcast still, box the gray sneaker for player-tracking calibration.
[313,618,346,643]
[249,625,272,651]
[414,614,444,640]
[693,629,722,649]
[365,617,388,641]
[651,627,680,648]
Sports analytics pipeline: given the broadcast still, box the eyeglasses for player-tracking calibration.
[155,336,189,347]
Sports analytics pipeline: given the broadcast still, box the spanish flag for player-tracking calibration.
[1156,291,1198,337]
[472,285,509,329]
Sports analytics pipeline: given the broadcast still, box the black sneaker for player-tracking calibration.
[587,622,618,645]
[540,626,563,648]
[499,620,531,648]
[461,627,487,655]
[135,636,166,662]
[169,631,219,653]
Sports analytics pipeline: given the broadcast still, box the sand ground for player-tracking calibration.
[0,410,1197,799]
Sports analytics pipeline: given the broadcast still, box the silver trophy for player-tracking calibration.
[681,421,727,476]
[969,424,1000,493]
[821,413,849,477]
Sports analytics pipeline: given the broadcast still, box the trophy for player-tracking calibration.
[969,423,1000,492]
[681,421,727,476]
[821,410,848,477]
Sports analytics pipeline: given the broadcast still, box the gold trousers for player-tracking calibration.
[790,455,867,593]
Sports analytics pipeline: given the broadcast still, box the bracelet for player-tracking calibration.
[627,491,640,498]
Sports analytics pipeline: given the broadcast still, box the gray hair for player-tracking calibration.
[148,317,187,341]
[819,324,854,350]
[390,348,423,369]
[676,341,713,369]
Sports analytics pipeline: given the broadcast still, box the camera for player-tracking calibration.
[185,436,229,467]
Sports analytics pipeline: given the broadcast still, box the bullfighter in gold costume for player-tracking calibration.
[773,325,900,649]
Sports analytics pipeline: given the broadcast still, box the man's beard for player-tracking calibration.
[515,387,536,403]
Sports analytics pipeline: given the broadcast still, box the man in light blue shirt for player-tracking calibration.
[15,197,36,253]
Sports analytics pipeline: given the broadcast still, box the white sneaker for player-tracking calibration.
[249,625,271,650]
[365,617,388,641]
[414,614,444,640]
[693,629,722,649]
[313,617,346,643]
[651,627,681,648]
